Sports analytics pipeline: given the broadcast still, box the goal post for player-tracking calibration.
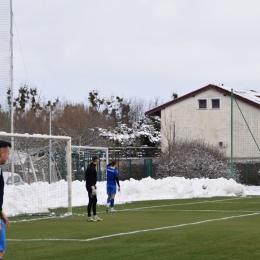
[0,132,72,216]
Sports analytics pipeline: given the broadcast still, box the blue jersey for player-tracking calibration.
[106,166,119,186]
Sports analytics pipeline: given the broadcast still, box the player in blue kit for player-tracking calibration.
[106,161,120,212]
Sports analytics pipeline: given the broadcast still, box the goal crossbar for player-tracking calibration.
[0,132,71,140]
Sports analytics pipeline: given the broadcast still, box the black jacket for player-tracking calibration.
[85,163,97,189]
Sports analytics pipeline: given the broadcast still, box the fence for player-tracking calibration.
[0,0,12,132]
[231,89,260,185]
[71,147,159,181]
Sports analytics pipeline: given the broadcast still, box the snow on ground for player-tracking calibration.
[3,176,258,217]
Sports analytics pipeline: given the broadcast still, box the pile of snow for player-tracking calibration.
[244,185,260,196]
[2,177,250,216]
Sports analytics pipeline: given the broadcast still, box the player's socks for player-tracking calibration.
[110,198,115,208]
[107,197,111,206]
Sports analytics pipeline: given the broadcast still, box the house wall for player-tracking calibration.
[161,88,260,158]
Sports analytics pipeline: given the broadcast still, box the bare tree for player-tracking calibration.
[53,102,112,146]
[128,97,147,123]
[0,109,10,132]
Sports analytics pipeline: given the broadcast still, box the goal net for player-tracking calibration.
[0,132,72,217]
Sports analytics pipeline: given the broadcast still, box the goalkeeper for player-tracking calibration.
[0,141,11,260]
[85,156,103,222]
[106,161,120,212]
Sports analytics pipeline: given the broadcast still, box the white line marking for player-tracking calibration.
[10,197,244,223]
[114,198,243,212]
[7,212,259,243]
[93,197,244,214]
[218,202,260,204]
[133,209,260,213]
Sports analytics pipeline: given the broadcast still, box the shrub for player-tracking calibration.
[155,140,230,179]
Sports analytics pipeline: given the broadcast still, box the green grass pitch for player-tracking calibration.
[5,197,260,260]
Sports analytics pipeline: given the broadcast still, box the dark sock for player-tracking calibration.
[92,203,97,216]
[87,203,91,217]
[111,198,115,207]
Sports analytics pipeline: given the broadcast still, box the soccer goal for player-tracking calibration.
[0,132,72,217]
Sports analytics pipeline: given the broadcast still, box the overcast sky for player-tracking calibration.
[12,0,260,106]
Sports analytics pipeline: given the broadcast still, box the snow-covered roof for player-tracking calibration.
[219,85,260,105]
[146,84,260,117]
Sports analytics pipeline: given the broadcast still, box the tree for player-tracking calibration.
[54,102,111,146]
[88,90,104,112]
[88,90,131,126]
[98,118,161,147]
[8,85,59,134]
[0,108,10,132]
[9,85,42,112]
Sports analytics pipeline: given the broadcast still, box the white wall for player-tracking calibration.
[161,89,228,156]
[161,88,260,158]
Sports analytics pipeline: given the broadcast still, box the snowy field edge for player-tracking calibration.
[3,176,258,217]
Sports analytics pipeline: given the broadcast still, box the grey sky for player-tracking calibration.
[12,0,260,105]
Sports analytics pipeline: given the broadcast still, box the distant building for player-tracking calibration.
[145,84,260,159]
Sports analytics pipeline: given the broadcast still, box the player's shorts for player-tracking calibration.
[0,220,6,252]
[107,185,117,195]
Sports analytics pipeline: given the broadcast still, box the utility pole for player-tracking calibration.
[230,88,234,179]
[46,99,58,183]
[49,107,52,183]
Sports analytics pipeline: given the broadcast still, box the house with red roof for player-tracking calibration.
[145,84,260,159]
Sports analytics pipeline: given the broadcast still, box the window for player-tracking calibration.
[211,99,220,109]
[198,99,207,109]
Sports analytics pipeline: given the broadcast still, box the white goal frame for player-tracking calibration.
[0,132,72,215]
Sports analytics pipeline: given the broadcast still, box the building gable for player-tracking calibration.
[145,84,260,117]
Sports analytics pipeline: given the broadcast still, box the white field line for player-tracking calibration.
[10,197,244,223]
[7,212,260,243]
[133,209,260,213]
[113,197,244,212]
[216,202,260,204]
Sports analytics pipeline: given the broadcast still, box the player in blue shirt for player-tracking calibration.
[106,161,120,212]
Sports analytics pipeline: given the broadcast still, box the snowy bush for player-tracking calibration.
[98,118,161,147]
[156,140,230,179]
